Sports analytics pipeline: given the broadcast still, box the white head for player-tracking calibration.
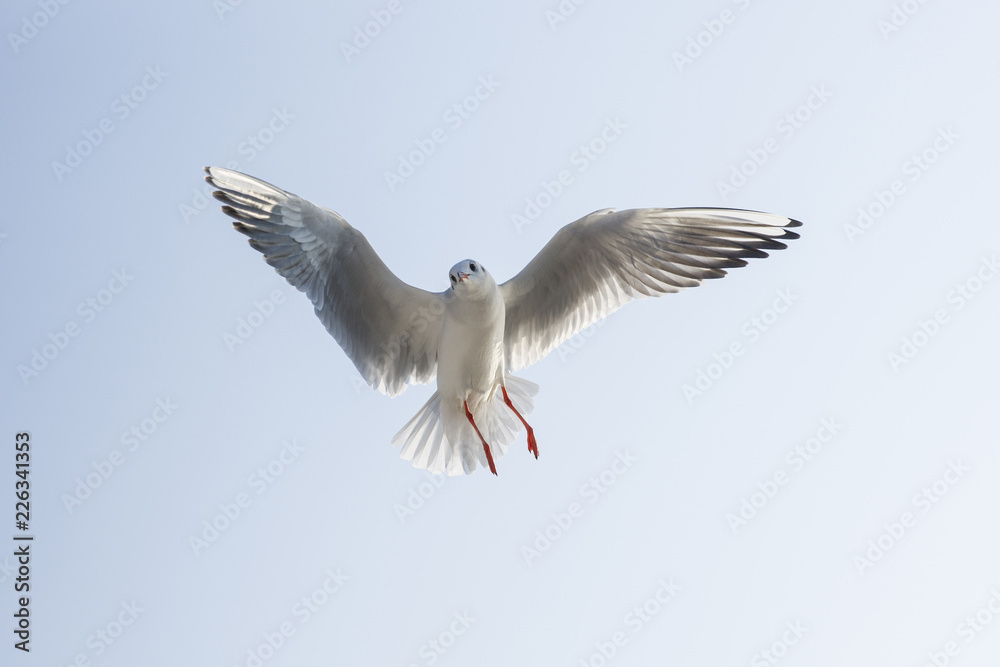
[448,259,493,297]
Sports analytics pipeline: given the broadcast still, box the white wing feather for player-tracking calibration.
[500,207,801,370]
[205,167,445,396]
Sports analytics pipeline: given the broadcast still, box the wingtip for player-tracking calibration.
[203,165,231,185]
[778,217,802,242]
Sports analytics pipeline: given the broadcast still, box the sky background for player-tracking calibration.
[3,1,1000,665]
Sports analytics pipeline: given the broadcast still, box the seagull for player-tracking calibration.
[205,167,801,476]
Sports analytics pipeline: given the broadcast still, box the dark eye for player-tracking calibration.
[470,263,477,271]
[450,275,457,283]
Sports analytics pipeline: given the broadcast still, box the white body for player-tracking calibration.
[436,267,505,443]
[392,259,539,475]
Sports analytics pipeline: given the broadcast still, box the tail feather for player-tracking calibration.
[504,374,539,413]
[391,375,540,476]
[395,392,440,462]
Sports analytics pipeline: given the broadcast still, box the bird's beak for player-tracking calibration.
[458,272,470,282]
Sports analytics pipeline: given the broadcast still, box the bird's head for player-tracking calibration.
[448,259,492,297]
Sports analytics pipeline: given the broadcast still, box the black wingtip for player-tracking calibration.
[779,218,803,242]
[204,166,222,187]
[220,204,255,222]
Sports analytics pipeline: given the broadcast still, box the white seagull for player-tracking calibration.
[206,167,801,476]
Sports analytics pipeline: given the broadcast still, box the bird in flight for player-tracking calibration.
[206,167,800,476]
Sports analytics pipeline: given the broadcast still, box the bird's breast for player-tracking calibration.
[437,294,505,398]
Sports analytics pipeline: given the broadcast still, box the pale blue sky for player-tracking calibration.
[3,1,1000,665]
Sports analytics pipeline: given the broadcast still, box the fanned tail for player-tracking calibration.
[391,375,540,476]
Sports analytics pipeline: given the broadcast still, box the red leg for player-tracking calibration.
[501,385,538,459]
[464,400,497,476]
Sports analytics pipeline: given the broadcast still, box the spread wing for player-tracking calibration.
[500,207,801,370]
[205,167,446,396]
